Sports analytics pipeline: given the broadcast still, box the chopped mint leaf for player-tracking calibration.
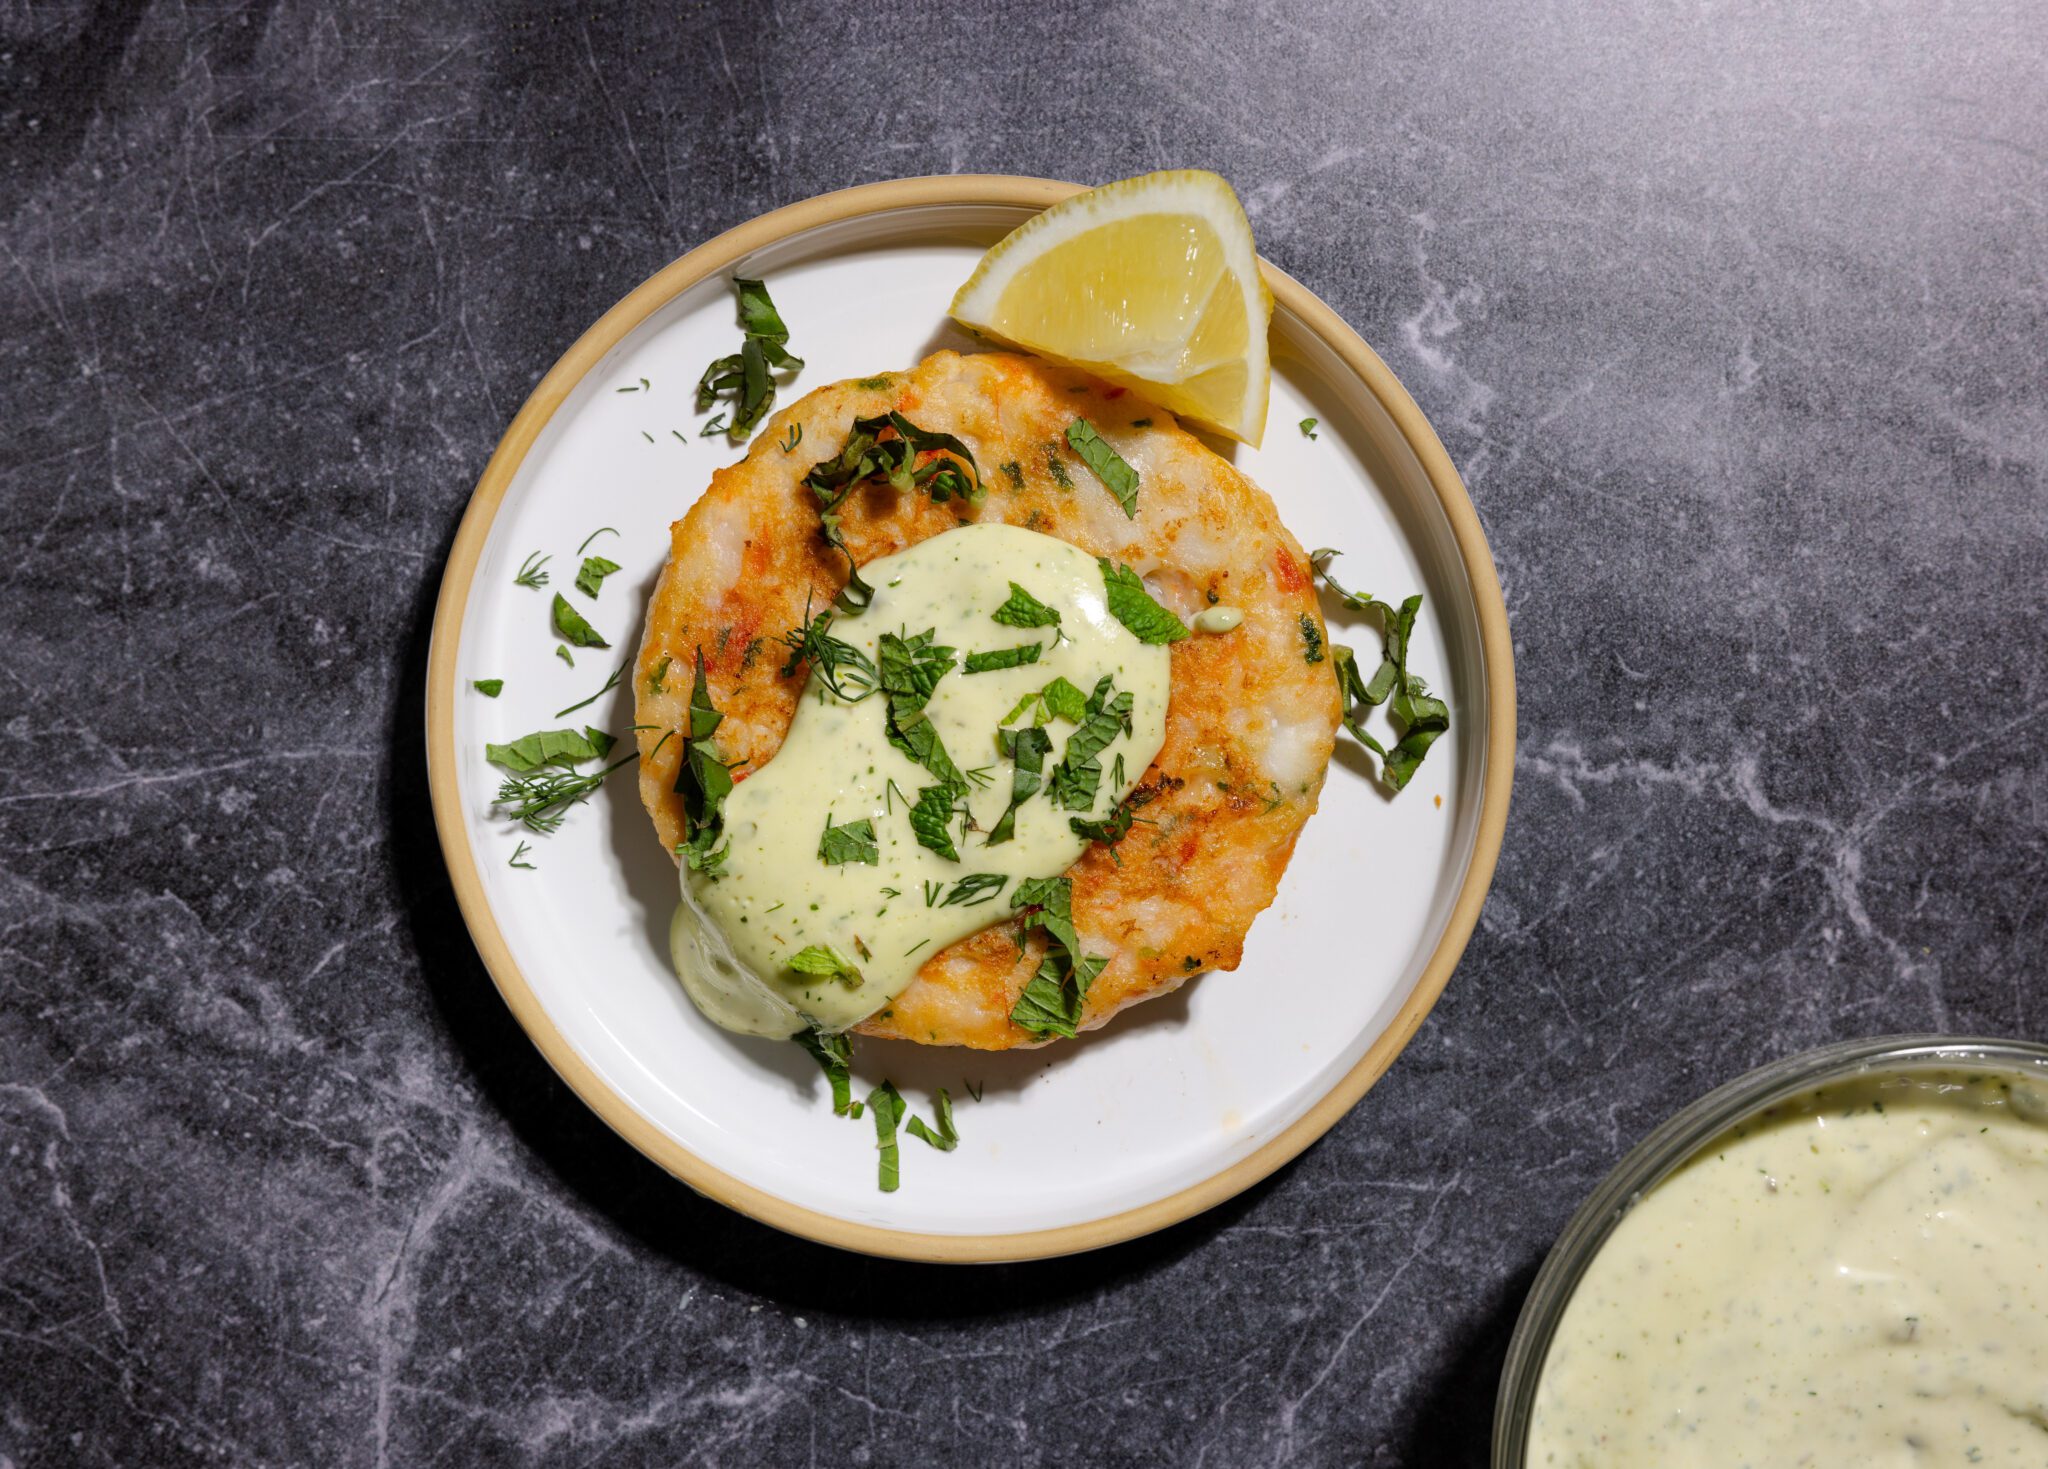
[963,642,1044,674]
[551,593,609,649]
[789,945,863,987]
[909,784,961,861]
[574,555,622,598]
[991,582,1062,629]
[818,814,880,867]
[485,727,608,772]
[1065,419,1140,517]
[987,725,1051,845]
[795,1028,855,1115]
[1099,560,1188,643]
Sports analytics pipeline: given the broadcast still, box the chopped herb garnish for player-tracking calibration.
[1007,876,1106,1039]
[779,597,879,702]
[1048,679,1134,811]
[551,593,609,649]
[818,814,879,867]
[699,412,728,437]
[879,628,966,789]
[472,679,504,697]
[869,1082,906,1191]
[696,277,803,441]
[485,726,611,772]
[577,527,619,555]
[998,460,1024,489]
[803,414,982,607]
[1100,560,1189,643]
[1043,443,1075,489]
[991,582,1062,629]
[963,642,1044,674]
[1065,419,1140,518]
[909,784,962,861]
[1130,417,1153,428]
[574,555,622,598]
[779,422,803,453]
[1314,548,1450,792]
[987,724,1051,845]
[1299,612,1325,664]
[672,651,735,875]
[641,430,654,443]
[905,1089,958,1151]
[789,944,863,987]
[493,733,666,835]
[941,873,1008,908]
[648,655,671,695]
[795,1028,855,1115]
[1299,417,1319,440]
[555,645,574,667]
[508,840,535,870]
[513,551,551,589]
[553,663,623,718]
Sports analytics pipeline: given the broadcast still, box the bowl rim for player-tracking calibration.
[1491,1031,2048,1465]
[424,173,1519,1262]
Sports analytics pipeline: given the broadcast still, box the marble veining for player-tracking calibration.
[4,2,2045,1464]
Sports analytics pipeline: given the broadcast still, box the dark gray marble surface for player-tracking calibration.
[4,2,2044,1464]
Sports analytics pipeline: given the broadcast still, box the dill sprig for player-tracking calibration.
[494,732,669,834]
[778,595,878,702]
[514,551,551,589]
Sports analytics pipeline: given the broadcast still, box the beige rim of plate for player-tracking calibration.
[425,174,1516,1263]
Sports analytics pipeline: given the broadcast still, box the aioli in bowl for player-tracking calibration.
[1523,1061,2048,1467]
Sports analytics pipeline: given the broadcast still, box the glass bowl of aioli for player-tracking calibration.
[1492,1035,2048,1469]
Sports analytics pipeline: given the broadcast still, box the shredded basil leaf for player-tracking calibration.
[1099,560,1189,643]
[1065,419,1140,517]
[472,679,503,697]
[818,814,879,867]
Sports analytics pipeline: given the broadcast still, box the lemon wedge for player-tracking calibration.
[949,171,1273,445]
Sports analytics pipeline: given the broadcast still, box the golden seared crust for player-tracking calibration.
[634,351,1339,1049]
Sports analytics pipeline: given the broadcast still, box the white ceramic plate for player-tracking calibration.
[427,177,1513,1261]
